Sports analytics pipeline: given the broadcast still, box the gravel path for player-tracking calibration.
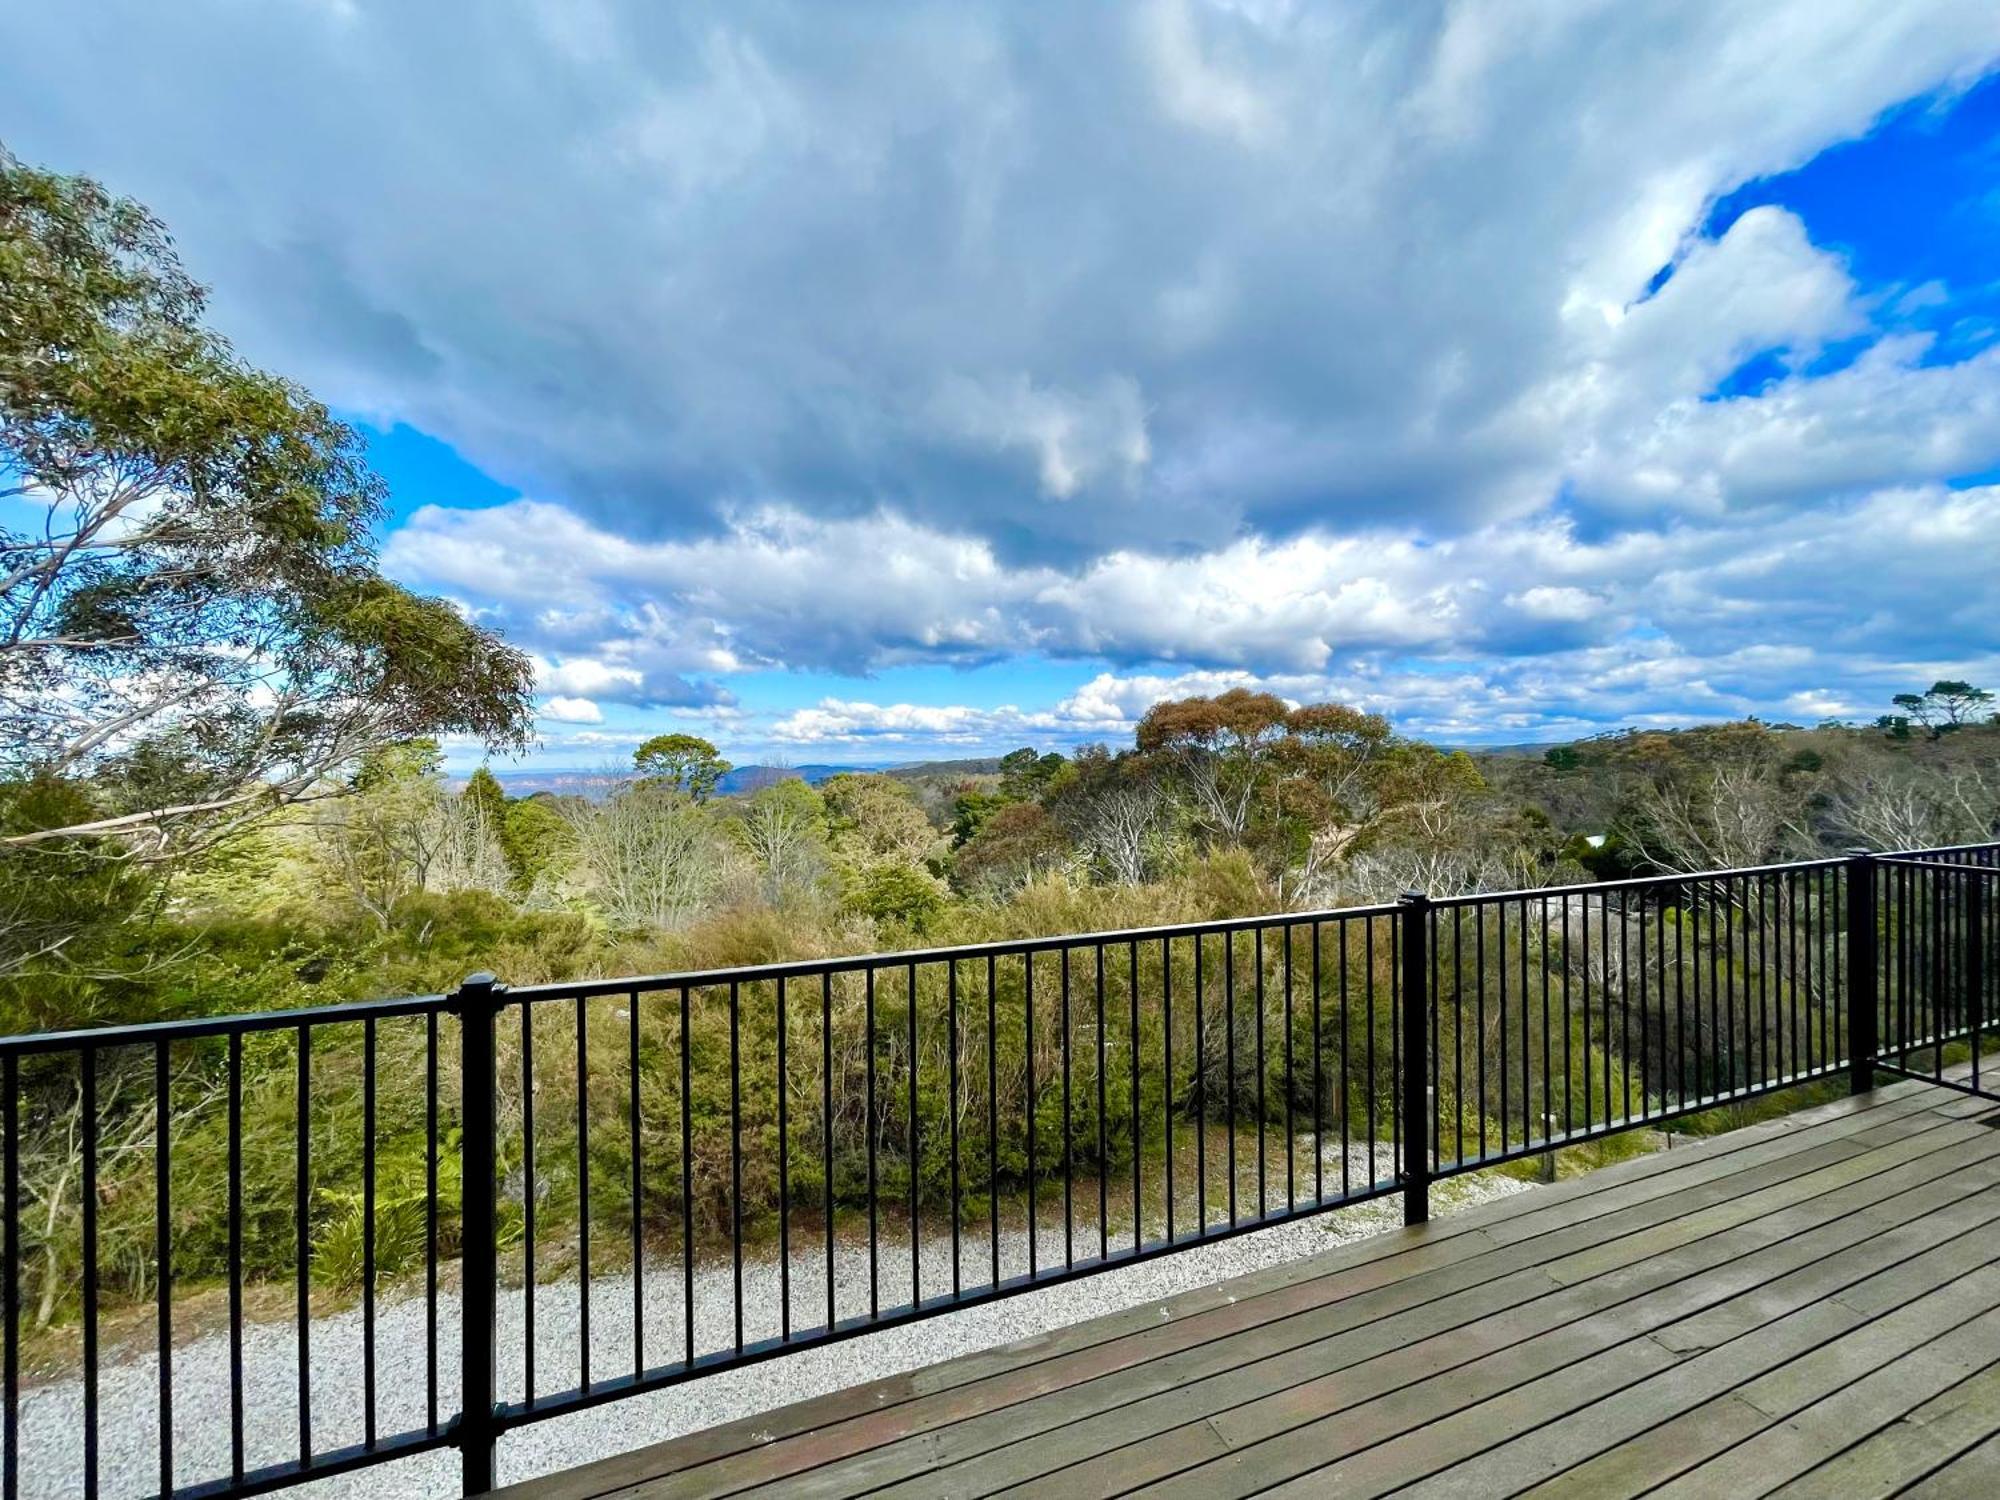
[8,1144,1531,1498]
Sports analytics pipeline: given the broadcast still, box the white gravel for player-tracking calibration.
[6,1143,1531,1498]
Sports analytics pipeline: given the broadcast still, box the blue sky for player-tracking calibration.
[7,3,2000,771]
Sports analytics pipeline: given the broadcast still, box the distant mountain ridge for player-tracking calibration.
[470,756,1002,799]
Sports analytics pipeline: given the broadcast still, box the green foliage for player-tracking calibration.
[997,747,1066,802]
[0,146,533,860]
[950,790,1008,847]
[632,734,730,800]
[0,778,158,1026]
[843,863,948,933]
[955,802,1070,892]
[463,766,508,829]
[822,772,941,870]
[1891,680,1993,740]
[500,796,574,891]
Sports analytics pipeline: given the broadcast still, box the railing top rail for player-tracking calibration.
[1877,855,2000,873]
[0,988,449,1058]
[1424,854,1851,910]
[503,900,1405,1004]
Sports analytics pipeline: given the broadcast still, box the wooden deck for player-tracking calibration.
[494,1079,2000,1498]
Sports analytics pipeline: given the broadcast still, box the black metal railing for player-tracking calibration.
[1,842,1996,1498]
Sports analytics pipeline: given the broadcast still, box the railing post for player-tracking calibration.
[454,972,503,1495]
[1846,851,1877,1095]
[1968,868,1986,1092]
[1398,892,1431,1227]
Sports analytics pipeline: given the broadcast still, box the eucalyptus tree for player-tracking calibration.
[0,148,533,866]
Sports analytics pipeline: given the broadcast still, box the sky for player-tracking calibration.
[7,1,2000,772]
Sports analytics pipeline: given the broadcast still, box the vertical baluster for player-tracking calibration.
[1130,939,1141,1255]
[1224,931,1237,1226]
[1165,936,1177,1243]
[679,986,694,1367]
[427,1013,440,1429]
[1364,918,1376,1186]
[730,983,743,1353]
[907,961,919,1308]
[154,1040,172,1495]
[1339,921,1351,1198]
[823,973,836,1331]
[1429,911,1440,1172]
[1967,869,1985,1092]
[987,955,999,1289]
[1095,944,1108,1258]
[518,1004,533,1408]
[632,989,647,1371]
[227,1035,244,1477]
[1311,923,1324,1205]
[1672,886,1686,1109]
[1398,892,1431,1226]
[1283,925,1295,1208]
[1608,900,1624,1120]
[1061,947,1073,1267]
[454,976,501,1497]
[1455,909,1466,1165]
[1604,886,1617,1119]
[1541,899,1554,1143]
[1477,906,1488,1152]
[948,960,961,1298]
[1561,895,1574,1138]
[866,968,878,1316]
[1024,955,1036,1279]
[1,1053,15,1500]
[1194,936,1206,1228]
[579,996,594,1386]
[1504,904,1512,1152]
[1253,927,1266,1215]
[293,1030,309,1468]
[360,1020,375,1449]
[1520,899,1532,1137]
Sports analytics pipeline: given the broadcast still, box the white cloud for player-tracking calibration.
[533,655,643,698]
[13,2,2000,755]
[927,372,1151,500]
[539,695,604,724]
[391,482,2000,694]
[11,2,1999,560]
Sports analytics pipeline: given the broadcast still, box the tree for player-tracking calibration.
[820,773,942,869]
[463,766,508,831]
[1890,681,1994,740]
[0,778,151,988]
[730,778,831,903]
[954,803,1072,893]
[1610,723,1814,872]
[313,742,452,931]
[1275,703,1397,863]
[632,733,731,801]
[1066,779,1174,885]
[498,795,575,895]
[566,781,729,930]
[0,149,533,858]
[996,747,1065,802]
[949,790,1008,848]
[422,790,511,898]
[843,863,949,932]
[1135,688,1291,843]
[1829,762,2000,851]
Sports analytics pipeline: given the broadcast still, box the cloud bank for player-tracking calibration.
[8,1,2000,755]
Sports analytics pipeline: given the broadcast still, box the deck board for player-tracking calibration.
[488,1081,2000,1499]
